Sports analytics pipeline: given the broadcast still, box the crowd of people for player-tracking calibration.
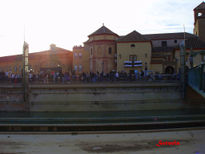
[0,69,179,84]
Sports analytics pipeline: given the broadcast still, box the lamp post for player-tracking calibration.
[23,41,29,111]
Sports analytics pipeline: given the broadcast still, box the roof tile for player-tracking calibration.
[117,31,148,42]
[194,2,205,10]
[144,32,197,40]
[88,26,118,37]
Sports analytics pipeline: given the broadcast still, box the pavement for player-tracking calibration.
[0,128,204,154]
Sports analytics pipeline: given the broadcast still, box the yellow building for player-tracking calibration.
[194,2,205,42]
[74,27,205,75]
[72,2,205,74]
[73,45,89,74]
[116,31,152,73]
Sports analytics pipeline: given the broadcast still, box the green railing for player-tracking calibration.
[188,64,205,91]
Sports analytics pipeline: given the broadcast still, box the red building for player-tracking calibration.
[0,44,73,74]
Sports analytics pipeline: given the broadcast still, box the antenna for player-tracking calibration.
[183,24,186,48]
[24,24,26,42]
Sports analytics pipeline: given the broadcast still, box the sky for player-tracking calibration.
[0,0,204,57]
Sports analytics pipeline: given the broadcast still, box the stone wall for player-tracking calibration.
[0,83,184,112]
[0,85,25,111]
[29,83,183,112]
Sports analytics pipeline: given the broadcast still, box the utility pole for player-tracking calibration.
[23,41,29,111]
[179,40,186,99]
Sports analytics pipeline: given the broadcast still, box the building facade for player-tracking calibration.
[117,31,152,73]
[194,2,205,42]
[73,28,205,74]
[84,26,119,73]
[72,2,205,74]
[145,32,198,73]
[0,44,73,74]
[73,45,89,74]
[1,2,205,76]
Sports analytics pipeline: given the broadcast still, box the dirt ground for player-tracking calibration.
[0,129,204,154]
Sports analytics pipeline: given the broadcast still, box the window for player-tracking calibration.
[161,41,167,47]
[74,65,78,71]
[145,53,147,58]
[19,65,21,72]
[79,53,82,57]
[14,66,17,72]
[74,53,78,57]
[108,47,112,54]
[198,12,202,17]
[79,64,82,72]
[129,55,137,61]
[28,64,32,70]
[174,40,177,43]
[130,44,135,48]
[168,56,171,61]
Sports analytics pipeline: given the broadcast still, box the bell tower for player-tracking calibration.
[194,2,205,42]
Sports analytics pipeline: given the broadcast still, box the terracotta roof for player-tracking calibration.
[0,46,72,63]
[0,55,22,63]
[144,32,197,40]
[194,2,205,10]
[88,26,118,37]
[117,31,148,42]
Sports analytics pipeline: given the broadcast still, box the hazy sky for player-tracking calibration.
[0,0,203,57]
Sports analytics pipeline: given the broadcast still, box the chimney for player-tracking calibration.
[50,44,56,51]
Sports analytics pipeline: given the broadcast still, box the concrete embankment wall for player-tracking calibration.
[0,83,184,112]
[0,85,25,111]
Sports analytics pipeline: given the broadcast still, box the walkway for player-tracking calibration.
[0,128,204,154]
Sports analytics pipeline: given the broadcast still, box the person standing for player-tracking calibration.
[189,54,193,68]
[134,70,138,80]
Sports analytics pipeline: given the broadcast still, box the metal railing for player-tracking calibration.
[188,64,205,91]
